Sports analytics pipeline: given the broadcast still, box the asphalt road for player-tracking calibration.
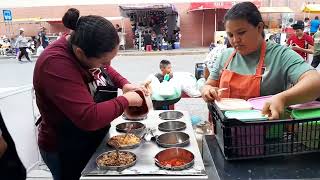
[0,54,206,88]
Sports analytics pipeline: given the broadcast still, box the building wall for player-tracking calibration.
[0,3,217,48]
[1,1,318,48]
[261,0,320,28]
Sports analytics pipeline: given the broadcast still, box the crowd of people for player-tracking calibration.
[128,10,181,51]
[0,27,55,62]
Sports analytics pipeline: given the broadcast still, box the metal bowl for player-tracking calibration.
[122,114,147,121]
[154,148,194,170]
[96,151,137,171]
[156,131,190,148]
[116,122,146,134]
[158,121,186,132]
[107,134,141,149]
[159,111,184,120]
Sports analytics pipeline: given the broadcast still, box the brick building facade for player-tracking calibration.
[1,1,320,48]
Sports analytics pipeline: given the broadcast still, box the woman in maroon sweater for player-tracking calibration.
[33,8,144,180]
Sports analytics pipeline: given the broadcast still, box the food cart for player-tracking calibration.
[80,110,210,180]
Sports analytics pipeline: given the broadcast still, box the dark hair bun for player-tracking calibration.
[62,8,80,30]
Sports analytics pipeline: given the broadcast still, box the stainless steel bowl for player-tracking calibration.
[96,151,137,171]
[122,114,147,121]
[156,131,190,148]
[154,148,194,170]
[159,111,184,120]
[158,121,186,132]
[116,122,145,134]
[107,134,141,149]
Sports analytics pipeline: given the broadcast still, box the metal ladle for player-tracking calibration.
[109,139,121,163]
[124,124,134,140]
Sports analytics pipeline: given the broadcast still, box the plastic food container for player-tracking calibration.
[224,110,266,156]
[247,96,272,110]
[224,110,267,122]
[247,97,286,139]
[292,109,320,148]
[291,109,320,119]
[225,110,282,143]
[215,98,253,111]
[289,101,320,110]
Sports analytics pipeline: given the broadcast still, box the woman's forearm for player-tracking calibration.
[205,78,219,87]
[278,70,320,106]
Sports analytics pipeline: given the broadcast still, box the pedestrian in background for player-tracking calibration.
[38,27,49,49]
[304,17,311,35]
[312,27,320,68]
[310,16,320,35]
[287,20,314,61]
[15,28,31,62]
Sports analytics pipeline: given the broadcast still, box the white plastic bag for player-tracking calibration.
[159,81,175,97]
[36,46,44,56]
[172,72,201,97]
[196,78,206,92]
[145,74,181,101]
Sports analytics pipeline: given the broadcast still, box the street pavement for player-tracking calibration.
[0,53,210,122]
[0,54,207,88]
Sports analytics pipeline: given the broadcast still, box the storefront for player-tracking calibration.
[119,4,179,51]
[186,1,262,46]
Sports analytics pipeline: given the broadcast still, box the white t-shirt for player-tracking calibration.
[304,21,310,33]
[204,44,227,71]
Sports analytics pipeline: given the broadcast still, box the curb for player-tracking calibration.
[0,49,208,60]
[117,51,208,56]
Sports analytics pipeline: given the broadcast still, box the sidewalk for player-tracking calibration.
[117,48,208,56]
[0,48,209,60]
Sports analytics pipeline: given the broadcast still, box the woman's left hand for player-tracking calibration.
[262,94,286,120]
[123,83,150,96]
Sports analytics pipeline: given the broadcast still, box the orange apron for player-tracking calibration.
[219,41,266,100]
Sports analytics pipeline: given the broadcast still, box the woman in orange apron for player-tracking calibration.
[202,2,320,120]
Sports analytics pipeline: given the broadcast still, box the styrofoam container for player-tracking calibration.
[215,98,252,111]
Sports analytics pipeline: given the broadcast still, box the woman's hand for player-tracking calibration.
[262,94,286,120]
[123,83,150,96]
[201,85,221,102]
[122,91,143,107]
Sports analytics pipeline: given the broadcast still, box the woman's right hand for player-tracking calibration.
[122,91,143,107]
[201,85,221,102]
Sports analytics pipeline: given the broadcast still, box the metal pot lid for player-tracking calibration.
[116,122,146,133]
[156,131,190,147]
[122,113,147,121]
[159,111,184,120]
[158,121,186,132]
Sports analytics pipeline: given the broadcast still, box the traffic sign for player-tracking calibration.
[3,9,12,21]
